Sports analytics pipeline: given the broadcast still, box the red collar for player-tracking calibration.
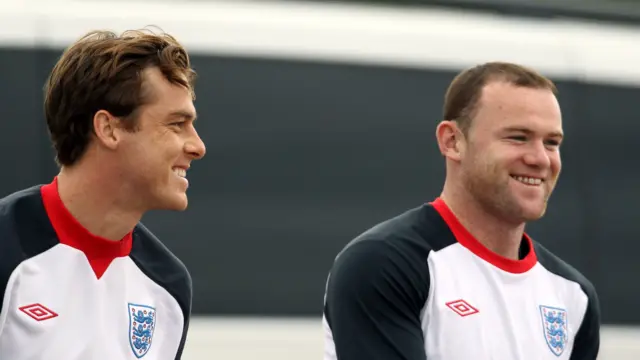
[40,177,133,279]
[431,197,537,274]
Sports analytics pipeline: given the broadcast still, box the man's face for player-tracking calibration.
[459,81,563,223]
[117,67,206,211]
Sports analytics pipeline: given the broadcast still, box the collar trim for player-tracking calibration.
[431,197,537,274]
[41,177,132,279]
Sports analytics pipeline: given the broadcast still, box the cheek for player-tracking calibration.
[159,133,184,155]
[147,133,182,160]
[550,153,562,173]
[125,139,167,173]
[469,146,509,172]
[463,156,498,182]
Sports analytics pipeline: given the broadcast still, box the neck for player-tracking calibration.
[56,160,144,241]
[440,180,525,260]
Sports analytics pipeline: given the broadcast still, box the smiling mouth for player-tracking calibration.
[511,175,543,186]
[173,168,187,178]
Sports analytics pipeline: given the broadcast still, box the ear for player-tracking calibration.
[435,120,464,162]
[92,110,121,150]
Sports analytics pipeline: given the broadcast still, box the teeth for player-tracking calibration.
[173,168,186,178]
[512,175,542,185]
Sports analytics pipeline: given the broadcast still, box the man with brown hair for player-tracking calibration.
[323,62,600,360]
[0,28,205,359]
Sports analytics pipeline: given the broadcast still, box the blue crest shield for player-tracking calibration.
[539,305,568,356]
[128,303,157,358]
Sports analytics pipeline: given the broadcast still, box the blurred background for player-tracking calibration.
[1,0,638,358]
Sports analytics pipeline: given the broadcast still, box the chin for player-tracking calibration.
[519,201,548,221]
[158,192,189,211]
[171,201,189,212]
[172,196,189,211]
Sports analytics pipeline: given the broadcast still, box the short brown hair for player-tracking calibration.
[443,62,557,134]
[44,28,196,166]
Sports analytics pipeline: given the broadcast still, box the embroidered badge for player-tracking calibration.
[539,305,568,356]
[128,303,157,358]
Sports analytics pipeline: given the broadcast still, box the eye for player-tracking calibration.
[169,121,185,130]
[508,135,527,142]
[545,139,561,147]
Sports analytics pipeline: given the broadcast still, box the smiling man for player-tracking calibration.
[0,29,205,359]
[323,62,600,360]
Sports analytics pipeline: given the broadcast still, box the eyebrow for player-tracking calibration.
[502,126,563,138]
[168,110,197,122]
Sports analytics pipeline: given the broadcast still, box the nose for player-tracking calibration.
[522,140,551,169]
[185,129,206,160]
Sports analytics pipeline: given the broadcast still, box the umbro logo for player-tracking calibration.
[445,299,479,317]
[19,303,59,322]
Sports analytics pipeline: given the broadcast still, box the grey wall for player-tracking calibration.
[1,47,637,324]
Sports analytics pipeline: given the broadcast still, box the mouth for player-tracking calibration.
[510,175,543,186]
[173,167,187,178]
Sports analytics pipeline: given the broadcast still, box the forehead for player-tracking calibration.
[472,81,562,134]
[141,67,195,113]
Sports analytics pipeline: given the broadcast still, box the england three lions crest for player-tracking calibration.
[128,303,157,358]
[539,305,568,356]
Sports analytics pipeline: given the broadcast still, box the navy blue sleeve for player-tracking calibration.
[533,241,601,360]
[174,273,192,360]
[323,239,430,360]
[129,224,193,360]
[569,283,601,360]
[0,186,60,316]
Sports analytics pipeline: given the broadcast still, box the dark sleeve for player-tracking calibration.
[0,189,59,316]
[129,226,193,360]
[532,242,601,360]
[324,239,430,360]
[569,283,601,360]
[174,272,192,360]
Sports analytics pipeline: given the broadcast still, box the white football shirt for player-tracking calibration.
[323,198,600,360]
[0,178,192,359]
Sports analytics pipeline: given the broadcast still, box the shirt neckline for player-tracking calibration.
[40,176,133,279]
[431,197,537,274]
